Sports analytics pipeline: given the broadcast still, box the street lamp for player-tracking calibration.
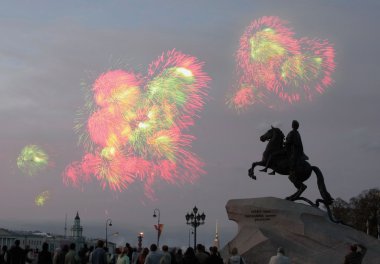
[137,232,144,251]
[153,208,161,247]
[105,218,112,249]
[377,210,380,240]
[188,228,194,248]
[185,206,206,249]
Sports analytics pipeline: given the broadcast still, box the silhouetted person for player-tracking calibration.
[0,245,8,264]
[65,243,79,264]
[53,248,61,264]
[343,244,366,264]
[6,240,25,264]
[38,242,53,264]
[91,240,107,264]
[57,245,69,264]
[182,248,199,264]
[25,246,35,264]
[228,247,246,264]
[174,249,183,264]
[78,244,88,264]
[138,248,149,264]
[131,248,139,264]
[268,247,290,264]
[116,247,129,264]
[144,244,162,264]
[195,244,208,264]
[169,248,177,264]
[205,247,223,264]
[160,245,171,264]
[125,244,133,263]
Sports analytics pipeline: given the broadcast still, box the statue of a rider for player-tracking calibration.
[285,120,309,177]
[260,120,308,176]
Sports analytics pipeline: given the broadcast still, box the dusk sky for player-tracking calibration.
[1,0,380,248]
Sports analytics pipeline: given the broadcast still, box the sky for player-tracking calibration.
[1,0,380,249]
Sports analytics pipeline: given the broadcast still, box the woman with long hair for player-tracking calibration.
[137,248,149,264]
[117,247,130,264]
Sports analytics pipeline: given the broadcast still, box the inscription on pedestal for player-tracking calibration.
[244,209,277,221]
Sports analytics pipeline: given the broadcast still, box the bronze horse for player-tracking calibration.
[248,126,333,204]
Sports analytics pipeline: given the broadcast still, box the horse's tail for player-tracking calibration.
[311,166,334,205]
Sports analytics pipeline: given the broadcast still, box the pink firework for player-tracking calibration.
[146,49,211,129]
[227,85,266,111]
[65,50,210,198]
[236,16,300,91]
[300,38,335,96]
[230,16,335,109]
[278,38,335,102]
[93,70,141,108]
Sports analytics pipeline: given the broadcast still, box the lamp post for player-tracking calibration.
[188,228,194,248]
[153,208,161,247]
[105,218,112,249]
[377,210,380,240]
[137,232,144,251]
[185,206,206,249]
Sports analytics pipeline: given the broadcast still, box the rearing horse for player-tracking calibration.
[248,126,333,204]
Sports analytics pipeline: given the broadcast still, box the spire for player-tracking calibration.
[213,220,220,249]
[64,213,67,238]
[71,211,83,238]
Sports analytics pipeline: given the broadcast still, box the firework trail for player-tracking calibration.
[65,50,210,198]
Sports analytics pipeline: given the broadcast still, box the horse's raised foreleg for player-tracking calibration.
[248,161,265,180]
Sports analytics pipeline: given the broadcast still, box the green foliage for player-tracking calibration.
[331,188,380,238]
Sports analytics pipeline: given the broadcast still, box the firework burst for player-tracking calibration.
[35,191,50,206]
[17,145,49,176]
[229,16,335,109]
[279,38,335,102]
[65,50,210,198]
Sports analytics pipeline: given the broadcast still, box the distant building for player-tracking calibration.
[0,227,59,252]
[71,211,85,250]
[0,212,115,253]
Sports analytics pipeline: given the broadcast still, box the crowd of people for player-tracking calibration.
[0,239,239,264]
[0,239,367,264]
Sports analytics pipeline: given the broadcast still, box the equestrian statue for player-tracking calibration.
[248,120,334,205]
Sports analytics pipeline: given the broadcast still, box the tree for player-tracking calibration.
[331,188,380,238]
[331,198,351,224]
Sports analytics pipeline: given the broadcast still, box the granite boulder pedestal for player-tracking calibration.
[221,197,380,264]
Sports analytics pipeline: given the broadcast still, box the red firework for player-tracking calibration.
[236,16,300,91]
[278,38,335,102]
[229,16,335,109]
[64,50,210,198]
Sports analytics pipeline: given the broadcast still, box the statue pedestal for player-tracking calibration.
[221,197,380,264]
